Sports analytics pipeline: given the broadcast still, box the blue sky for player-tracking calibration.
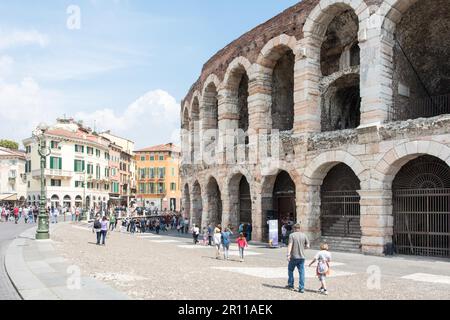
[0,0,298,148]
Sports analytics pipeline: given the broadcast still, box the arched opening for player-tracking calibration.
[51,195,60,209]
[203,83,218,130]
[320,8,361,131]
[63,195,71,209]
[182,108,191,163]
[192,181,203,227]
[183,184,191,219]
[390,0,450,121]
[269,171,296,238]
[229,174,252,230]
[393,155,450,258]
[321,164,361,245]
[272,50,294,131]
[321,74,361,131]
[75,195,82,208]
[202,83,219,163]
[206,177,222,227]
[191,97,200,163]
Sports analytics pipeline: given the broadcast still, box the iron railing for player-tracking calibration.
[389,94,450,122]
[393,188,450,258]
[321,191,361,238]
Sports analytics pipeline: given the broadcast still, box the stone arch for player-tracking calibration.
[190,95,201,164]
[191,180,203,227]
[202,74,221,96]
[375,141,450,186]
[226,169,253,230]
[379,0,450,121]
[300,1,368,132]
[204,175,223,227]
[257,34,298,68]
[303,0,368,39]
[182,183,191,219]
[260,168,300,239]
[303,150,366,186]
[257,36,297,132]
[223,57,253,88]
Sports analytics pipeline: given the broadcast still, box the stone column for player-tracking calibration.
[358,189,394,256]
[294,36,322,133]
[359,17,395,125]
[297,183,322,243]
[217,88,239,165]
[252,182,266,242]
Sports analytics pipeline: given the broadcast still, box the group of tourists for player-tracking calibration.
[190,223,249,262]
[0,204,39,224]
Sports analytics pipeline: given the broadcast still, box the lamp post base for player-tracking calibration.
[35,232,50,240]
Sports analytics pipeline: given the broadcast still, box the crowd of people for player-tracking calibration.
[0,204,39,224]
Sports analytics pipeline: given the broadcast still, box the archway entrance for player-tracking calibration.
[393,155,450,258]
[321,163,361,239]
[273,171,296,231]
[182,184,191,218]
[206,177,222,227]
[192,181,202,227]
[239,177,252,225]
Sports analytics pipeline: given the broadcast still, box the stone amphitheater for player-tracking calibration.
[180,0,450,257]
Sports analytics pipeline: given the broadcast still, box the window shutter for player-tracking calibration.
[59,158,62,170]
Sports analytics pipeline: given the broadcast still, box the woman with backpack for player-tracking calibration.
[221,228,233,260]
[309,243,332,295]
[92,216,102,245]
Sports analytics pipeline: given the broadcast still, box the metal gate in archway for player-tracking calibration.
[393,156,450,258]
[321,164,361,238]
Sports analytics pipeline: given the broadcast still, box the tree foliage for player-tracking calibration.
[0,140,19,150]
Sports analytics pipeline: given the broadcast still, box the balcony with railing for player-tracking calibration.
[388,94,450,122]
[32,169,73,179]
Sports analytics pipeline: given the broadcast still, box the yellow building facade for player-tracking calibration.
[135,143,181,212]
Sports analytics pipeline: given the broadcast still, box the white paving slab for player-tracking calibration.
[148,240,182,243]
[402,273,450,285]
[212,266,354,279]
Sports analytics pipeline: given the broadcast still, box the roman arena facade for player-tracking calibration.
[180,0,450,257]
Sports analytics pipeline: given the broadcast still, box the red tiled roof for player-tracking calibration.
[135,143,180,153]
[0,147,26,159]
[46,129,109,146]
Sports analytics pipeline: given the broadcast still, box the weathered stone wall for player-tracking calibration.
[181,0,449,256]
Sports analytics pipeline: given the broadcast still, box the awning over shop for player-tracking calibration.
[0,193,18,201]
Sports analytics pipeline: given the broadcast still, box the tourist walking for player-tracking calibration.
[202,227,209,246]
[192,224,200,245]
[110,214,116,231]
[246,223,252,242]
[208,224,213,246]
[286,223,310,293]
[309,243,332,295]
[93,216,102,245]
[213,226,222,259]
[100,216,109,245]
[237,233,248,262]
[221,228,232,260]
[13,206,19,224]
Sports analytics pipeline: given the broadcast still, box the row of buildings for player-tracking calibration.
[0,118,181,212]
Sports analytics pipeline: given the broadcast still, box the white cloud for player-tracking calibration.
[0,55,14,78]
[0,77,62,145]
[75,89,181,148]
[0,29,49,50]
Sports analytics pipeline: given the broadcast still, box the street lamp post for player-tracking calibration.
[33,123,51,240]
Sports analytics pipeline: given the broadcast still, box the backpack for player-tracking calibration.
[94,220,102,229]
[317,259,329,275]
